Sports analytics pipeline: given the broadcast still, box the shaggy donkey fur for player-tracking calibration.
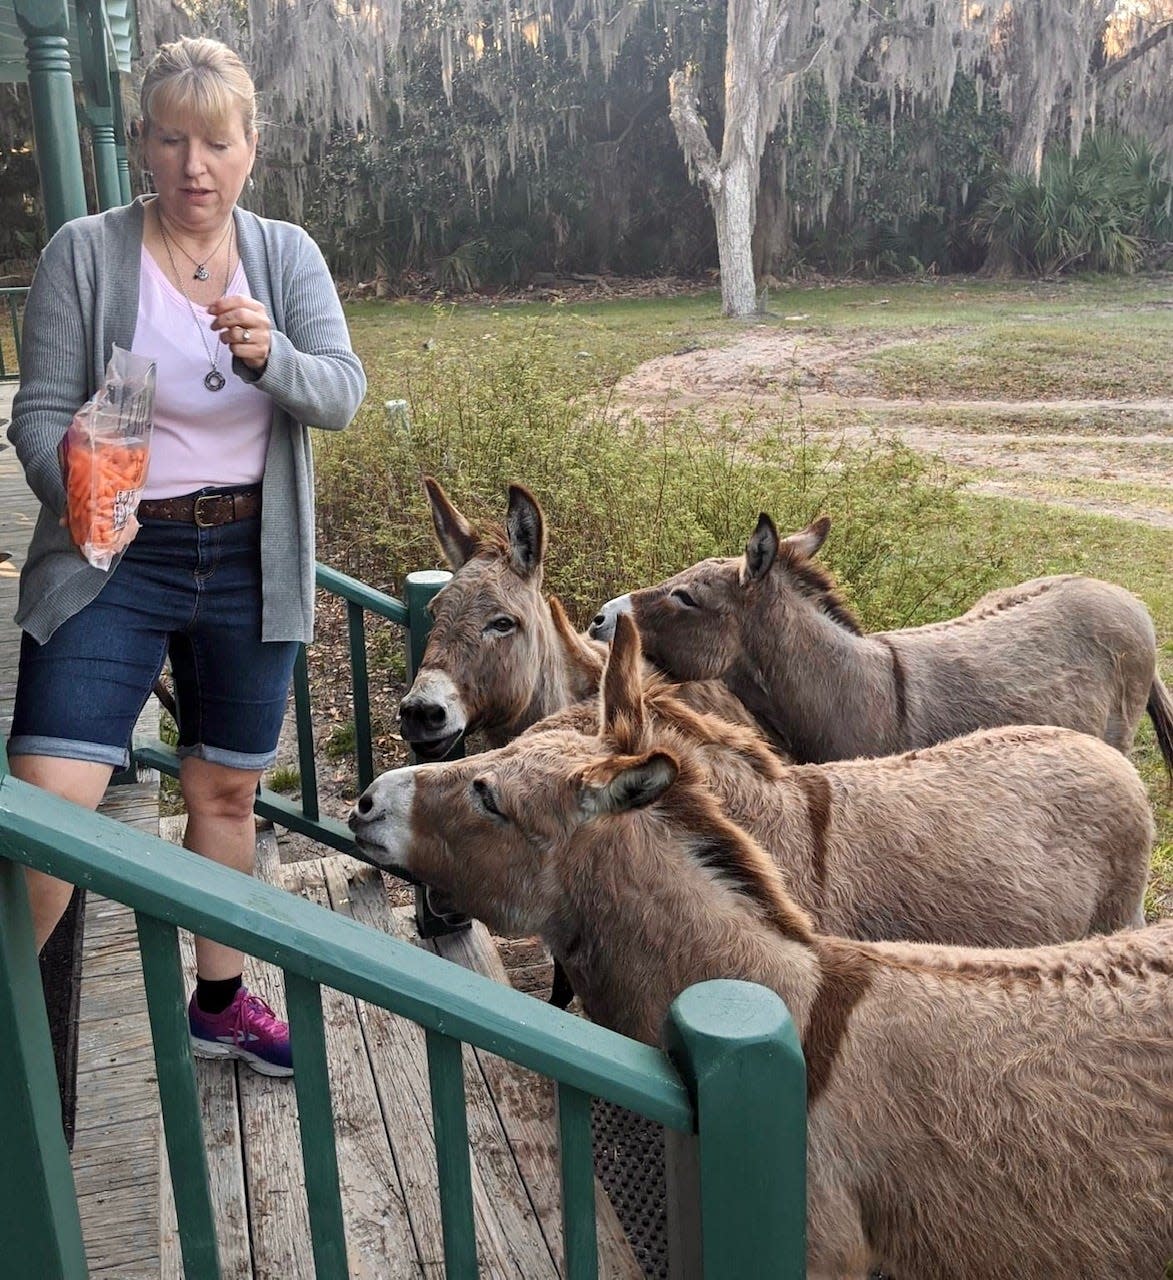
[351,617,1173,1280]
[398,477,759,761]
[532,667,1153,943]
[590,513,1173,771]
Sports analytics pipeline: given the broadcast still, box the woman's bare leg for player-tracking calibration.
[7,755,114,950]
[179,755,263,981]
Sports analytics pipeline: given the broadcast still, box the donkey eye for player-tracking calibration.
[473,778,506,819]
[485,616,516,635]
[671,588,699,609]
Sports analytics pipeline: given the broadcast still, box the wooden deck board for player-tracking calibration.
[317,857,549,1278]
[68,770,162,1278]
[283,859,421,1278]
[157,812,253,1280]
[236,829,317,1278]
[329,856,642,1280]
[429,920,644,1280]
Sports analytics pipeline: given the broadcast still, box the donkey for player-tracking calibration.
[590,513,1173,771]
[380,613,1153,950]
[350,619,1173,1280]
[398,477,758,760]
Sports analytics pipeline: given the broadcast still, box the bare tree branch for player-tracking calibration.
[765,40,828,92]
[1096,21,1173,87]
[668,66,722,195]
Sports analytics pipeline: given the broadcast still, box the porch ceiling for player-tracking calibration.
[0,0,136,84]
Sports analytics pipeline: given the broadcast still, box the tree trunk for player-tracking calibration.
[715,149,758,316]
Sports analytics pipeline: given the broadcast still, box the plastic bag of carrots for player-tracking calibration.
[60,345,157,570]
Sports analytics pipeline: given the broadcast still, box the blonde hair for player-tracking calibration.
[140,37,257,137]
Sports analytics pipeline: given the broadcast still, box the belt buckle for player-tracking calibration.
[193,494,224,527]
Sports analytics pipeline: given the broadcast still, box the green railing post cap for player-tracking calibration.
[405,570,452,589]
[664,979,803,1083]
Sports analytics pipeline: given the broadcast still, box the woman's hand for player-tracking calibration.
[209,295,271,373]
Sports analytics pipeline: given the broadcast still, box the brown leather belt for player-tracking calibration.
[137,489,261,527]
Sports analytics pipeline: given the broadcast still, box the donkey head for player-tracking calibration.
[354,611,680,937]
[399,478,551,758]
[588,514,841,681]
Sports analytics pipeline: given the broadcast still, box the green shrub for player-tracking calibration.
[316,321,1005,633]
[975,132,1173,276]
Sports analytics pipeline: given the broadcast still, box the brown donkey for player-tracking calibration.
[398,477,757,759]
[533,670,1153,943]
[590,513,1173,770]
[350,619,1173,1280]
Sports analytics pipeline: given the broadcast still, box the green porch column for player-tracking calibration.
[15,0,88,234]
[78,0,120,210]
[87,117,120,209]
[112,70,131,203]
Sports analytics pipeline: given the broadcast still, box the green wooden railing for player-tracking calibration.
[0,564,809,1275]
[1,286,27,383]
[0,774,807,1277]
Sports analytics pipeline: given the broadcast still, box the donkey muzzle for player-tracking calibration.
[588,593,632,642]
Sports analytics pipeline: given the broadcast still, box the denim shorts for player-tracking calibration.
[9,495,299,772]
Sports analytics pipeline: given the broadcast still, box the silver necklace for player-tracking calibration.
[159,214,232,280]
[158,214,233,392]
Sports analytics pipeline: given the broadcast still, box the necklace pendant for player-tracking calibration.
[194,265,210,281]
[204,369,226,392]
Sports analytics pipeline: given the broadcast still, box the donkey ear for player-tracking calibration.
[506,484,546,579]
[423,476,479,569]
[582,750,678,816]
[781,514,831,560]
[601,612,647,752]
[743,513,779,581]
[549,596,606,685]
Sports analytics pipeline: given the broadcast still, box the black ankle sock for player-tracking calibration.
[195,974,243,1015]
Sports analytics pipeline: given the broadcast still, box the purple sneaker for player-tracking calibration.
[188,986,294,1077]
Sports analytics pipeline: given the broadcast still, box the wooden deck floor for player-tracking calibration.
[93,832,643,1279]
[3,419,643,1278]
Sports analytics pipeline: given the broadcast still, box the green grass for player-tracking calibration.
[966,471,1173,517]
[267,764,301,795]
[345,292,733,396]
[323,722,357,762]
[331,277,1173,913]
[863,323,1173,400]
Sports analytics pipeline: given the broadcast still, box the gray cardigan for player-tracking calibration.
[9,196,366,644]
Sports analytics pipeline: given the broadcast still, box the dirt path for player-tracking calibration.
[613,329,1173,528]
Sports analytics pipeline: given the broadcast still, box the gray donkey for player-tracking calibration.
[591,513,1173,769]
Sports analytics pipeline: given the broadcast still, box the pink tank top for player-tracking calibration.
[133,246,273,499]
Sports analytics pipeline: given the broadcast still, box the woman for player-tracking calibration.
[6,36,366,1076]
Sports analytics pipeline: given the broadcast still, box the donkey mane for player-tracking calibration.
[904,576,1072,633]
[642,679,785,781]
[776,543,863,635]
[660,761,815,941]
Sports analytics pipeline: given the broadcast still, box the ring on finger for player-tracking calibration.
[241,327,252,342]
